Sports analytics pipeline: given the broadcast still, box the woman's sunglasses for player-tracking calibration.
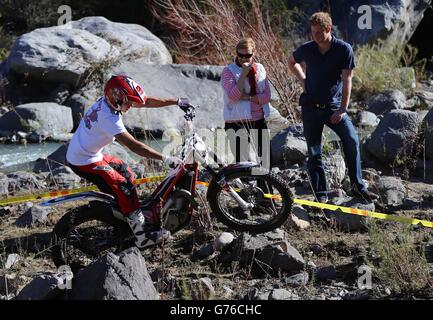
[237,52,253,59]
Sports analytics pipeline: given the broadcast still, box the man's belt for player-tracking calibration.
[312,103,329,109]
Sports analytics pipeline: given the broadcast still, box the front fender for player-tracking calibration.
[206,162,261,200]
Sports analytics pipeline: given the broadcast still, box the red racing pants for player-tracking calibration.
[68,154,140,216]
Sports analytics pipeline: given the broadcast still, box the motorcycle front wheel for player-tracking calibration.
[207,168,293,234]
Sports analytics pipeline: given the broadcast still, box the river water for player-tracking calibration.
[0,126,373,174]
[0,139,168,174]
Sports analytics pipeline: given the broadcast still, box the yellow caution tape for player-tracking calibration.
[194,181,433,228]
[0,175,166,206]
[292,198,433,228]
[1,174,432,229]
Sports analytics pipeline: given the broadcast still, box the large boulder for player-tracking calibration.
[113,62,223,133]
[69,16,172,64]
[325,0,431,45]
[109,62,286,133]
[6,27,113,87]
[6,171,46,193]
[365,110,419,165]
[233,229,305,275]
[327,198,376,232]
[271,124,308,168]
[0,103,73,138]
[68,247,158,300]
[4,16,172,87]
[366,90,407,116]
[33,141,135,173]
[373,176,407,208]
[14,273,61,300]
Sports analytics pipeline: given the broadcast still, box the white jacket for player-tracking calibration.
[222,62,271,122]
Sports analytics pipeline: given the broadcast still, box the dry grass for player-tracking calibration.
[367,221,432,295]
[148,0,300,122]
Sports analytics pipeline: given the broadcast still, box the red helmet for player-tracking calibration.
[104,75,146,111]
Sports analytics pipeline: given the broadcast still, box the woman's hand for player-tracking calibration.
[241,62,252,74]
[240,94,259,104]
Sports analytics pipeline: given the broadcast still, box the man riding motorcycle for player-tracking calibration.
[66,74,188,248]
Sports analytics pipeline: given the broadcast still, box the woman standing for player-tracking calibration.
[221,38,272,169]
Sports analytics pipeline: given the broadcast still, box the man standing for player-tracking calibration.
[288,12,378,203]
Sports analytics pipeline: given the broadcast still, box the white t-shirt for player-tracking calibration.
[66,97,127,166]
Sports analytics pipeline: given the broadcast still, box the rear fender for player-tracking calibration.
[40,191,117,207]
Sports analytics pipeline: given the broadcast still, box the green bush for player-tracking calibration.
[353,40,426,100]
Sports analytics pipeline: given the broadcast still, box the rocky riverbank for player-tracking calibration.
[1,13,433,300]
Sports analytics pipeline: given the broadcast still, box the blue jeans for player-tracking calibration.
[301,105,365,198]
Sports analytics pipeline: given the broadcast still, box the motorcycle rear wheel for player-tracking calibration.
[51,201,133,272]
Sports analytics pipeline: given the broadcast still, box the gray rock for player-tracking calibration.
[47,84,71,105]
[213,232,234,251]
[6,171,46,192]
[271,124,308,167]
[112,63,223,133]
[64,84,100,130]
[365,110,419,165]
[102,142,137,166]
[68,247,158,300]
[14,273,60,300]
[324,153,347,187]
[33,144,69,172]
[44,166,81,189]
[284,272,310,287]
[357,111,380,128]
[406,180,433,207]
[0,103,73,138]
[373,176,407,208]
[366,90,407,115]
[5,254,21,270]
[34,141,135,174]
[234,229,305,274]
[70,16,172,64]
[4,17,171,86]
[170,64,224,81]
[289,205,311,230]
[415,89,433,109]
[325,0,430,45]
[15,205,52,227]
[107,62,287,134]
[268,289,295,300]
[6,27,113,86]
[194,243,215,260]
[327,198,376,232]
